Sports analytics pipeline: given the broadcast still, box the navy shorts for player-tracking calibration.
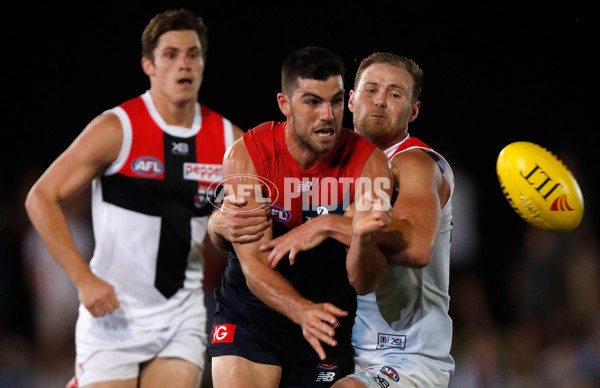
[208,310,353,387]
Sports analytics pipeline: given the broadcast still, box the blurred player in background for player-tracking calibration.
[25,8,242,388]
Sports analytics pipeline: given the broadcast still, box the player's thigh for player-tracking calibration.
[212,355,281,388]
[331,376,366,387]
[83,378,138,388]
[139,357,201,388]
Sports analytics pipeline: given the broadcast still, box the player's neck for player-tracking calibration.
[284,130,329,171]
[371,131,409,151]
[149,89,197,128]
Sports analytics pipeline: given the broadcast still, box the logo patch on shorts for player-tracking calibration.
[380,365,400,382]
[211,324,236,343]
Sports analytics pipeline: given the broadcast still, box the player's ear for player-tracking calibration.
[141,56,156,77]
[408,100,421,123]
[277,93,291,117]
[348,90,356,113]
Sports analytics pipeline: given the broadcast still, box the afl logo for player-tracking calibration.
[132,156,164,177]
[270,204,291,222]
[380,365,399,382]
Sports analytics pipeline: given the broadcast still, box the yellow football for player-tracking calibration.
[496,141,584,232]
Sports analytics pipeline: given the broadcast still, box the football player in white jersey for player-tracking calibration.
[210,52,454,387]
[25,9,243,388]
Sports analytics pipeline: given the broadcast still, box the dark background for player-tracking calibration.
[1,1,598,386]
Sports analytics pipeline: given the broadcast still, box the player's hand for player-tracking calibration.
[215,197,270,244]
[296,301,348,360]
[261,219,328,268]
[352,191,392,237]
[77,273,120,317]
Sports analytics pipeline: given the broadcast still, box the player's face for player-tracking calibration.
[281,75,345,156]
[349,63,420,149]
[145,30,205,105]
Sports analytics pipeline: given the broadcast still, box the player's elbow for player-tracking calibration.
[409,250,431,268]
[349,278,377,296]
[24,184,42,218]
[389,245,432,268]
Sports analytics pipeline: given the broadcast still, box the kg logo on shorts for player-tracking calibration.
[211,324,236,343]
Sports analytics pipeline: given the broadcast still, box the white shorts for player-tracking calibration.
[348,355,451,388]
[74,289,207,386]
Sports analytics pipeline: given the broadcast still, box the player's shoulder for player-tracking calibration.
[390,147,439,172]
[242,121,282,153]
[246,121,282,135]
[87,110,123,134]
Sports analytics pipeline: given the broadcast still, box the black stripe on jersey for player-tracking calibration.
[155,134,198,298]
[101,134,203,299]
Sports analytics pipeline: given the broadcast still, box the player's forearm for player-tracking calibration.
[208,211,234,252]
[25,187,93,287]
[240,254,312,324]
[375,218,433,268]
[346,232,388,295]
[319,214,353,246]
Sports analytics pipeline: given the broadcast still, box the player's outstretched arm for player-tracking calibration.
[25,113,122,317]
[223,138,347,360]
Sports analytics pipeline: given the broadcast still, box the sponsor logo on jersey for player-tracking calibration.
[270,204,291,222]
[317,206,329,215]
[380,366,400,382]
[171,141,189,156]
[132,156,164,177]
[184,163,222,183]
[377,333,406,350]
[297,180,313,192]
[195,184,219,210]
[315,371,336,382]
[211,324,236,343]
[317,364,338,370]
[302,203,342,222]
[371,375,390,387]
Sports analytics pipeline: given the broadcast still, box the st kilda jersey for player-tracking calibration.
[214,121,376,364]
[90,91,234,316]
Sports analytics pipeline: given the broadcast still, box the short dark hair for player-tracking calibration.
[141,8,208,61]
[281,46,345,95]
[354,52,423,102]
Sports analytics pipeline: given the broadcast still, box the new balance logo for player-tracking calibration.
[297,180,313,192]
[315,371,335,382]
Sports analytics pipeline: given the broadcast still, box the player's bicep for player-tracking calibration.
[357,148,394,205]
[222,140,273,264]
[391,151,443,237]
[33,113,123,204]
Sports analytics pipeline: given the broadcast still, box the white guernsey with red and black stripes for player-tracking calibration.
[90,91,234,321]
